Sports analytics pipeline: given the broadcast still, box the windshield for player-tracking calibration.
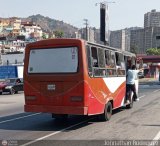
[28,47,78,73]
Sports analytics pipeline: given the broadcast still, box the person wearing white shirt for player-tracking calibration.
[126,65,139,103]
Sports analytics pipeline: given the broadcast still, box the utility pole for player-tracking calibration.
[151,27,154,48]
[83,19,89,41]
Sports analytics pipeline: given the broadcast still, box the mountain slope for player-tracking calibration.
[23,14,78,36]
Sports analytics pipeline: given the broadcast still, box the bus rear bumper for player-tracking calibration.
[24,105,88,115]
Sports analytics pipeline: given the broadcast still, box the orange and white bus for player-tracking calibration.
[24,38,136,121]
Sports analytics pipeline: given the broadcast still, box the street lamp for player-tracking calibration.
[95,1,115,6]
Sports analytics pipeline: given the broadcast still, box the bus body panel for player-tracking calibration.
[24,105,88,115]
[85,77,126,115]
[24,39,90,115]
[24,79,89,114]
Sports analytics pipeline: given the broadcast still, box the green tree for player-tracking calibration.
[54,30,64,38]
[146,48,160,55]
[130,45,138,55]
[42,33,47,39]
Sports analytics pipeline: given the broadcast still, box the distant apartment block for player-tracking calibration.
[109,9,160,54]
[144,9,160,28]
[80,27,95,43]
[88,28,95,42]
[130,29,144,54]
[130,26,160,53]
[109,29,126,51]
[109,27,141,52]
[143,9,160,50]
[144,27,160,49]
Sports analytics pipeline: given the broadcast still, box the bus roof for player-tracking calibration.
[26,38,136,57]
[26,38,84,48]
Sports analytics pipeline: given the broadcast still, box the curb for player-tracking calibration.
[139,78,160,85]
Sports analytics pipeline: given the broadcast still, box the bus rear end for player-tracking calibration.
[24,39,89,116]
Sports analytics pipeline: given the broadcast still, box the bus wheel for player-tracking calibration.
[99,101,112,121]
[15,91,18,94]
[52,114,68,120]
[10,88,15,95]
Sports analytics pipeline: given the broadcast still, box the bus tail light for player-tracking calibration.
[70,96,83,102]
[25,96,36,100]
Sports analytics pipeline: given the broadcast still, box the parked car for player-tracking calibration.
[138,72,144,79]
[0,80,7,95]
[0,78,23,95]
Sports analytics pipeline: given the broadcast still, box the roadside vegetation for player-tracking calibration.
[146,48,160,55]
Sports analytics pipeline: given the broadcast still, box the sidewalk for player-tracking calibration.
[139,77,160,85]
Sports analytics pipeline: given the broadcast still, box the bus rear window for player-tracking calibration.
[28,47,78,73]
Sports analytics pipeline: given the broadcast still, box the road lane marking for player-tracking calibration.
[139,95,145,99]
[20,117,94,146]
[153,131,160,140]
[153,89,160,93]
[0,113,40,124]
[148,131,160,146]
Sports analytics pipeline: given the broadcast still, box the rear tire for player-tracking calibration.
[0,92,2,95]
[10,88,15,95]
[99,101,112,121]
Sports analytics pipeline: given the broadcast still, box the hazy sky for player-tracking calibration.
[0,0,160,30]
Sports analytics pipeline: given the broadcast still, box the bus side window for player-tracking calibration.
[98,48,105,68]
[115,52,120,67]
[115,52,125,76]
[90,46,107,77]
[91,47,98,67]
[105,51,116,76]
[105,50,110,68]
[110,51,116,69]
[93,58,98,67]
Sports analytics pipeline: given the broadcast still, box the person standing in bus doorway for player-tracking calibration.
[126,65,139,103]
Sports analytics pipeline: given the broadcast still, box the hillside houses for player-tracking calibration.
[0,15,101,55]
[0,17,43,54]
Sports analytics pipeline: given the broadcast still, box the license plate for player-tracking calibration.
[47,84,55,90]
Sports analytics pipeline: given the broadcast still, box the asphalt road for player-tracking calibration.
[0,82,160,146]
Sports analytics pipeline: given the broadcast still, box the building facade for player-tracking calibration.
[144,9,160,28]
[130,28,144,54]
[109,29,126,50]
[144,27,160,49]
[109,9,160,54]
[143,10,160,51]
[79,27,95,43]
[20,21,43,40]
[109,27,141,51]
